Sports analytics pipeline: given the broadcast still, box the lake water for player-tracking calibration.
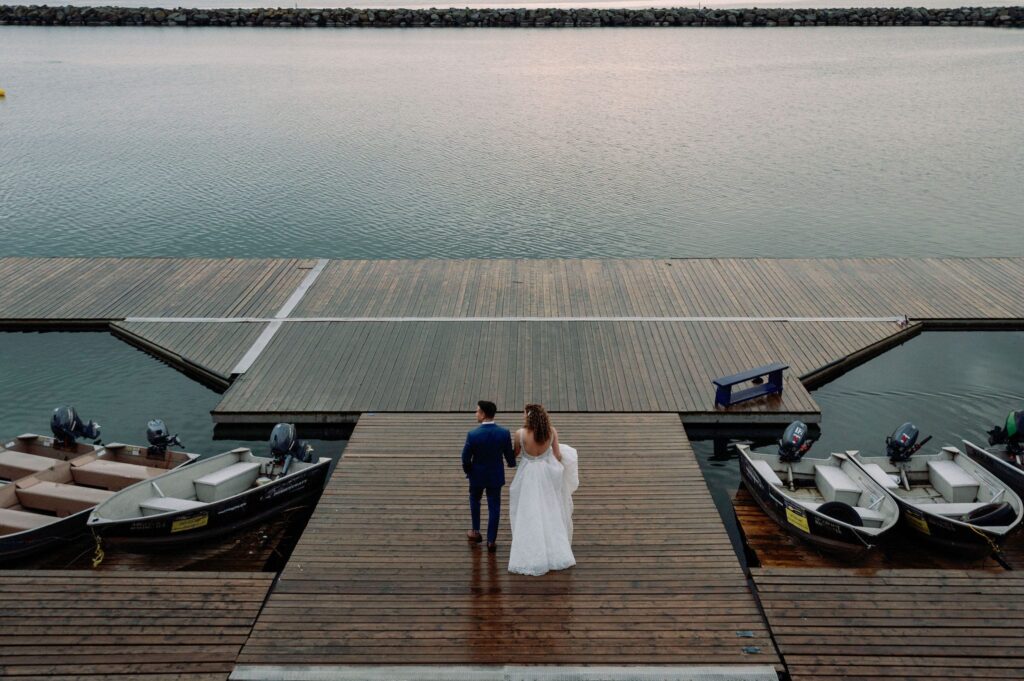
[0,331,346,465]
[1,26,1023,258]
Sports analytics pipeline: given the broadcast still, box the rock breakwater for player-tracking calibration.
[1,5,1022,28]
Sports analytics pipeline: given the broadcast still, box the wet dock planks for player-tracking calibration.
[0,570,273,680]
[753,567,1024,681]
[236,413,780,672]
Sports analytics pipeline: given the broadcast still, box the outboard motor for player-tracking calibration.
[886,422,930,463]
[146,419,183,456]
[270,423,314,477]
[886,421,931,491]
[778,420,814,463]
[50,406,101,448]
[988,409,1024,457]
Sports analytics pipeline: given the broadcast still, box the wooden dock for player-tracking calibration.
[0,570,273,680]
[235,413,780,673]
[4,257,1024,679]
[3,257,1024,424]
[753,568,1024,681]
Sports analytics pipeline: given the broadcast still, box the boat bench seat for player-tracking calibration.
[139,496,206,516]
[928,460,980,503]
[853,506,888,527]
[16,481,115,517]
[71,459,166,491]
[194,461,262,503]
[749,459,783,487]
[0,508,52,533]
[0,449,58,481]
[860,463,900,490]
[815,464,863,506]
[921,502,989,518]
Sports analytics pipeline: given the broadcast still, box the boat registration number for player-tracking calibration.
[171,513,209,533]
[785,505,810,533]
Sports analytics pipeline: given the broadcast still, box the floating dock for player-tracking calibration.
[3,256,1024,680]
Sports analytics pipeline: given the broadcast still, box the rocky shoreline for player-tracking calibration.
[1,5,1022,27]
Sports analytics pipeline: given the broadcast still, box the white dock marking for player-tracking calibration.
[125,315,908,324]
[228,259,328,375]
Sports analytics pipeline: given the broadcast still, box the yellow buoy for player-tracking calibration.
[0,89,6,97]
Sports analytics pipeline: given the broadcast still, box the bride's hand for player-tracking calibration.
[551,428,562,462]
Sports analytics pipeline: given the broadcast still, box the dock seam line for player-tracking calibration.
[127,315,907,324]
[229,259,328,375]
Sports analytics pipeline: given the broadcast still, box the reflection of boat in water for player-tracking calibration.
[847,422,1024,559]
[0,408,197,563]
[737,421,900,559]
[89,423,330,548]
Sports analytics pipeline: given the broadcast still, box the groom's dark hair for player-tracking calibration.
[478,400,497,419]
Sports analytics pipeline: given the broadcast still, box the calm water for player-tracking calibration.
[1,27,1023,258]
[0,331,345,465]
[694,330,1024,560]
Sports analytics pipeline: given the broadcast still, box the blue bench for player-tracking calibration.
[712,362,789,407]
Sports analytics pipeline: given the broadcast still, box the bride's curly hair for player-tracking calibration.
[523,403,552,445]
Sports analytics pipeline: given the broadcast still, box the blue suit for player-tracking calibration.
[462,422,515,544]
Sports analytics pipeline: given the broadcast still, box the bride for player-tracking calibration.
[508,403,578,576]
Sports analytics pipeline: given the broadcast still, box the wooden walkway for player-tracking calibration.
[753,568,1024,681]
[212,319,910,421]
[3,257,1022,420]
[0,570,273,680]
[236,413,780,671]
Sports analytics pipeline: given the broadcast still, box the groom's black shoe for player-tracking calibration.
[487,542,497,553]
[467,530,483,543]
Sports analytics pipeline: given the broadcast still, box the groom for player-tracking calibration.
[462,400,516,553]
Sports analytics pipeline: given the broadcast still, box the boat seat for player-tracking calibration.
[0,450,58,481]
[749,459,783,487]
[920,502,989,518]
[194,461,262,503]
[928,460,980,503]
[0,508,53,533]
[815,464,863,506]
[139,496,206,516]
[852,506,888,527]
[860,462,899,490]
[71,459,166,491]
[16,481,115,517]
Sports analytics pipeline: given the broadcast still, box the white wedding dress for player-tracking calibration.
[508,432,578,576]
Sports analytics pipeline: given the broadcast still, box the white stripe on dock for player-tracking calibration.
[127,315,909,324]
[229,259,328,375]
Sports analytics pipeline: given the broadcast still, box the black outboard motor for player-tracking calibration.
[886,421,932,463]
[270,423,314,477]
[50,406,101,448]
[146,419,183,456]
[778,420,814,463]
[988,410,1024,456]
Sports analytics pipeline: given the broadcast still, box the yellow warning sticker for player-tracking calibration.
[786,505,810,533]
[171,513,209,533]
[906,510,930,535]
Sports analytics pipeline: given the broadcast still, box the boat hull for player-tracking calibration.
[91,459,330,547]
[0,510,90,564]
[739,455,873,559]
[962,441,1024,500]
[889,495,1002,559]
